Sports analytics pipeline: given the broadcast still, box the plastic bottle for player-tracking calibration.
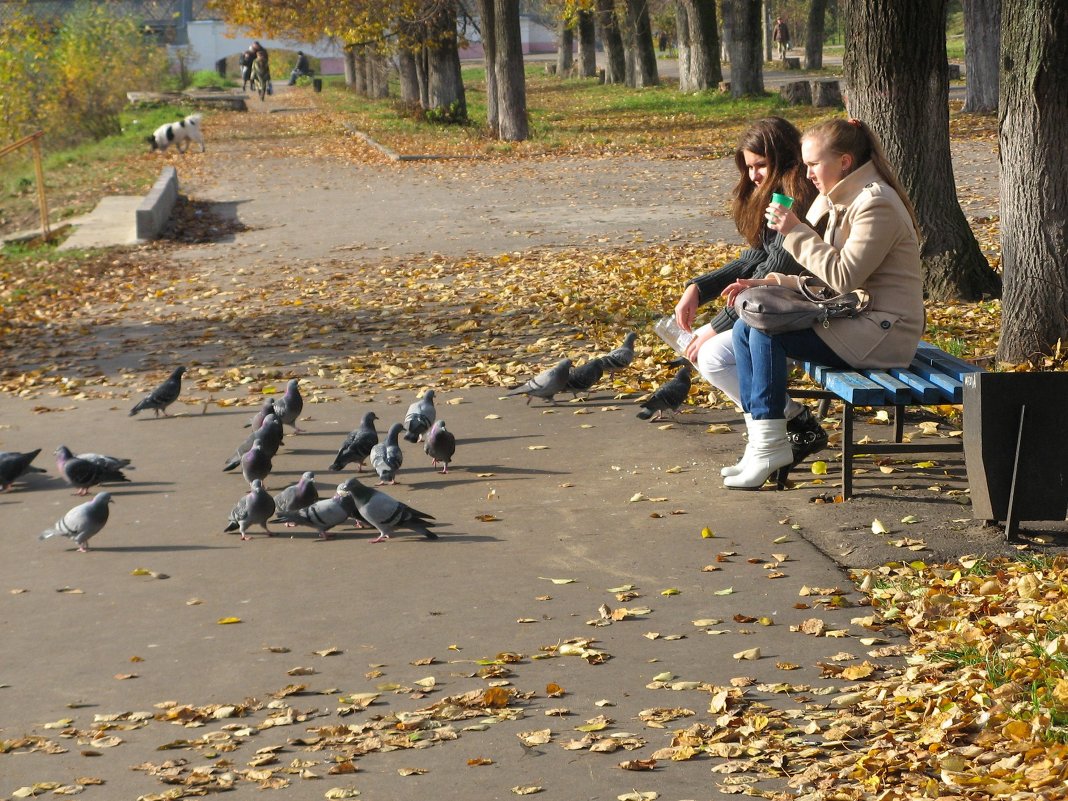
[653,315,695,355]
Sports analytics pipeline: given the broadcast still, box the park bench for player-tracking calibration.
[788,341,987,499]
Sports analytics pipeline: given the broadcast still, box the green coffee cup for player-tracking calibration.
[771,192,795,209]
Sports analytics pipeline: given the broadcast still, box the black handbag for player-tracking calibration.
[736,278,870,335]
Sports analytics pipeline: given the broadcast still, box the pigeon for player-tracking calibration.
[241,440,273,486]
[223,413,284,471]
[55,446,131,495]
[77,453,134,473]
[39,492,113,552]
[340,477,438,544]
[329,411,378,472]
[129,366,186,417]
[603,332,637,376]
[403,389,436,443]
[424,420,456,474]
[0,449,46,491]
[506,358,572,405]
[370,422,404,485]
[242,399,277,430]
[223,479,276,540]
[565,357,605,398]
[636,360,693,421]
[274,471,319,525]
[273,379,305,433]
[271,484,359,539]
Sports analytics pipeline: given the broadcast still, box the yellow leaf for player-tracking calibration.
[217,617,242,625]
[810,460,828,475]
[713,587,734,596]
[871,519,889,535]
[700,527,714,538]
[732,647,761,660]
[660,588,680,596]
[540,577,576,584]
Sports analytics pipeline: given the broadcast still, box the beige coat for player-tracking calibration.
[773,161,924,369]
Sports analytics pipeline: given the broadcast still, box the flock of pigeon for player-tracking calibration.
[2,329,700,553]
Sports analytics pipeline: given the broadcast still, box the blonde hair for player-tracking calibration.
[804,118,919,233]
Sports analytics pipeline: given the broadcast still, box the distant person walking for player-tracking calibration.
[251,41,272,94]
[239,46,255,91]
[773,17,790,62]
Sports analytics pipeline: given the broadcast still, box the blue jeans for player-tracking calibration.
[732,321,850,420]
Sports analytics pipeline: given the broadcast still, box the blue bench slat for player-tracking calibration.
[861,370,912,404]
[915,343,986,381]
[820,370,888,405]
[908,358,964,402]
[886,367,942,403]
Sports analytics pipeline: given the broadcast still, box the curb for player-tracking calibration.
[136,166,179,241]
[343,124,482,162]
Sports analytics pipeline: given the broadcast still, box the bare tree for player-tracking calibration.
[677,0,721,92]
[962,0,1000,113]
[997,0,1068,360]
[728,0,763,97]
[805,0,827,70]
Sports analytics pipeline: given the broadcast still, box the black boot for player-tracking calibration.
[776,407,829,488]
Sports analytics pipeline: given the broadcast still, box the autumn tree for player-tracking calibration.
[727,0,763,97]
[845,0,1000,301]
[493,0,528,140]
[575,9,597,77]
[997,1,1068,361]
[556,15,574,75]
[676,0,721,93]
[595,0,627,84]
[804,0,827,69]
[624,0,659,87]
[962,0,1000,113]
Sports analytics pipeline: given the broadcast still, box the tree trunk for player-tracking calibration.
[343,46,356,88]
[479,0,498,135]
[728,0,764,97]
[577,10,597,77]
[494,0,528,141]
[677,0,721,92]
[426,1,467,119]
[398,48,420,104]
[845,0,1000,301]
[595,0,627,84]
[805,0,827,69]
[352,47,367,95]
[367,52,389,99]
[720,0,733,61]
[962,0,1000,113]
[557,17,574,75]
[997,0,1068,361]
[415,46,430,109]
[625,0,659,86]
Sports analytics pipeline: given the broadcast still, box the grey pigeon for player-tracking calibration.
[329,411,378,472]
[273,379,305,433]
[223,413,284,471]
[129,366,186,417]
[223,479,276,540]
[565,357,605,398]
[241,440,273,486]
[370,422,404,485]
[403,390,436,443]
[0,448,46,491]
[39,492,113,552]
[340,477,438,544]
[77,453,134,473]
[274,471,319,524]
[424,420,456,474]
[603,332,637,376]
[55,446,131,496]
[636,360,693,421]
[242,399,277,430]
[271,484,359,539]
[506,358,572,405]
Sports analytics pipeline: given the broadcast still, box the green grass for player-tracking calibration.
[188,70,238,90]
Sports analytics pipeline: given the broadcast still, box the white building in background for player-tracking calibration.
[458,15,557,59]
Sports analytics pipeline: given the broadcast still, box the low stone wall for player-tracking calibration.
[136,167,178,241]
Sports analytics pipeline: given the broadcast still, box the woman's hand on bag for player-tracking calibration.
[684,327,715,363]
[674,284,699,332]
[721,277,771,307]
[765,202,799,234]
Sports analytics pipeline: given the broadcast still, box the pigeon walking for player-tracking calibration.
[565,357,605,398]
[241,440,273,486]
[636,361,693,421]
[223,413,284,471]
[129,366,186,417]
[77,453,134,473]
[273,379,305,433]
[340,477,438,544]
[242,399,277,430]
[0,449,46,491]
[603,333,637,376]
[329,411,378,472]
[55,446,131,495]
[274,471,319,526]
[424,420,456,474]
[223,479,276,540]
[370,422,404,485]
[403,390,436,443]
[39,492,113,552]
[271,485,358,539]
[506,358,572,405]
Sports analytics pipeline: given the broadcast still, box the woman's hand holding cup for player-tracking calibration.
[765,192,798,234]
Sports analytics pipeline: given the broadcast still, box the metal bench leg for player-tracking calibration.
[842,401,854,500]
[1004,404,1027,542]
[894,404,905,443]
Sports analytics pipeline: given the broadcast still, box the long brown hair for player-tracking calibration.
[803,117,919,232]
[731,116,816,248]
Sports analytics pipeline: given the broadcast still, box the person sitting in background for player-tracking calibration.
[288,51,313,85]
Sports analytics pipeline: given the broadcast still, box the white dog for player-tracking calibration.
[147,114,204,153]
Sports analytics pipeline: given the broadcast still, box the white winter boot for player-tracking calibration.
[723,418,793,490]
[720,413,753,477]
